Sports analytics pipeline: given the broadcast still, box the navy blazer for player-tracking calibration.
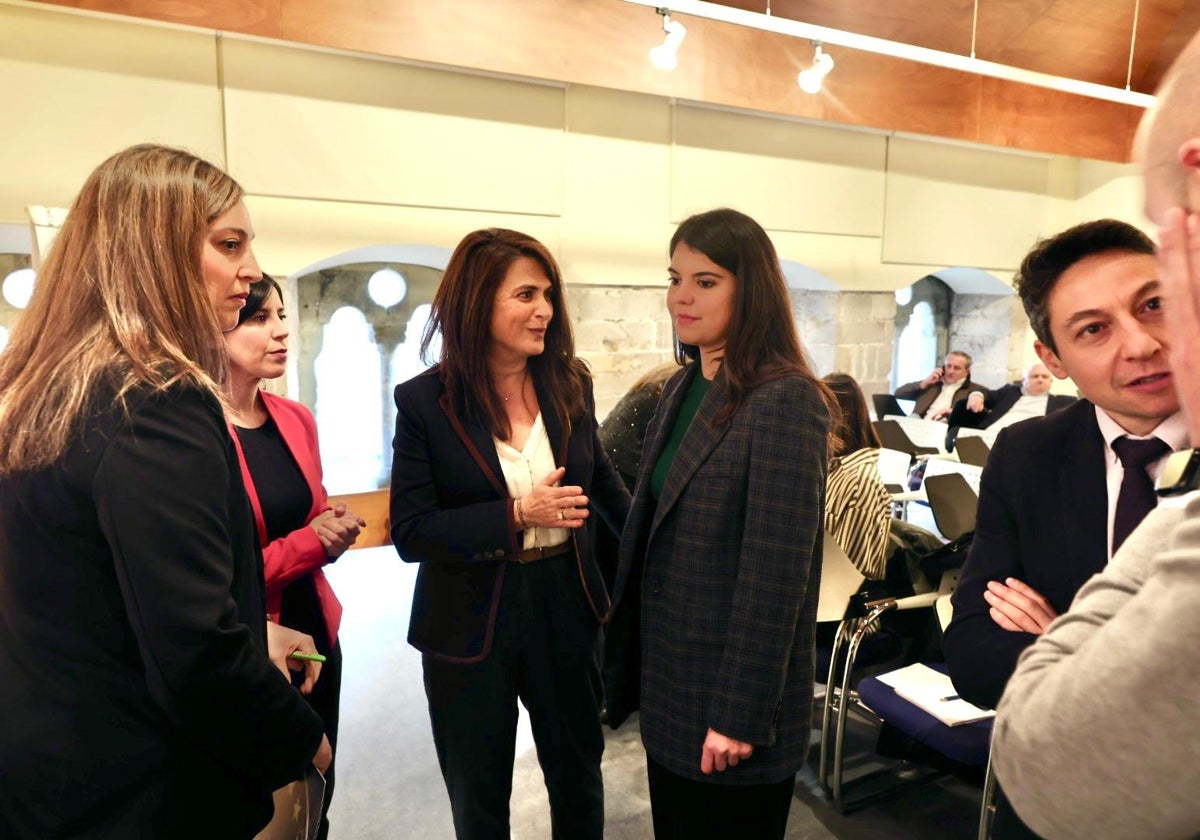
[949,382,1076,430]
[606,364,828,785]
[944,399,1109,708]
[390,367,630,663]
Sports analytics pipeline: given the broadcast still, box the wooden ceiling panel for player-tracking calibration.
[975,75,1140,160]
[717,0,976,53]
[42,0,281,37]
[714,0,1200,94]
[29,0,1161,161]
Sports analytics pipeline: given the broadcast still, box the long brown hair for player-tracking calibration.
[421,228,586,439]
[0,144,240,474]
[669,208,838,444]
[823,373,880,457]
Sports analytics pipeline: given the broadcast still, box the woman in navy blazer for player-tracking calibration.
[390,228,630,838]
[606,208,833,839]
[225,276,367,840]
[0,145,329,837]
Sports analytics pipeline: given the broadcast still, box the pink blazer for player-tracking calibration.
[229,390,343,646]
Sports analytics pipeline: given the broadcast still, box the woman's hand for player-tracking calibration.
[312,734,333,775]
[265,621,322,695]
[700,728,754,774]
[310,503,367,559]
[518,466,590,529]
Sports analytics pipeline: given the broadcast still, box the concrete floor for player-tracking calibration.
[322,541,980,839]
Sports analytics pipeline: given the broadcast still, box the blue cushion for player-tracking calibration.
[857,663,992,766]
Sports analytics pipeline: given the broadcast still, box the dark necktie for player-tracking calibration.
[1111,436,1171,553]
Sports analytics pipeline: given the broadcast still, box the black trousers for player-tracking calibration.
[423,556,605,840]
[645,757,794,840]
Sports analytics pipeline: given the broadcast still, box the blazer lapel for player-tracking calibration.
[533,377,570,469]
[1058,403,1108,576]
[438,392,508,498]
[651,368,731,533]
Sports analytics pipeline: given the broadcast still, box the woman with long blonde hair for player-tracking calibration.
[0,145,329,837]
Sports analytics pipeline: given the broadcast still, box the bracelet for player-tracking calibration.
[515,497,529,529]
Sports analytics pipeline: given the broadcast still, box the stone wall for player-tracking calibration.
[791,290,838,378]
[566,285,675,420]
[833,292,897,398]
[948,293,1021,390]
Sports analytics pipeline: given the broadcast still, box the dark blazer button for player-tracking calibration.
[648,578,662,595]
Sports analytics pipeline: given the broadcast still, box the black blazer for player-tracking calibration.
[0,384,324,838]
[605,365,828,785]
[390,368,630,663]
[949,382,1076,430]
[944,399,1109,708]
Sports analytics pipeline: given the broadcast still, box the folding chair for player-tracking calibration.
[872,393,908,419]
[814,531,903,694]
[820,582,1001,812]
[922,472,978,542]
[817,568,961,812]
[873,420,939,458]
[954,435,991,468]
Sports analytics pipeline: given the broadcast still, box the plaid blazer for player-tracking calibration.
[605,363,828,784]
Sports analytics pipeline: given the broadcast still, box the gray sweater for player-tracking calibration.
[992,500,1200,839]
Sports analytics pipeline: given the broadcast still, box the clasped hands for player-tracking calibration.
[517,466,590,529]
[310,501,367,558]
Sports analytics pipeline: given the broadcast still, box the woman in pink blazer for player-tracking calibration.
[224,275,366,840]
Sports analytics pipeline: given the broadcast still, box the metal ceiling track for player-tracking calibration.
[622,0,1156,108]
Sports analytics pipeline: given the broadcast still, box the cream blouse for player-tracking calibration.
[494,412,569,550]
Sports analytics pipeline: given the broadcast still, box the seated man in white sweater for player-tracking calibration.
[948,363,1076,432]
[893,351,988,422]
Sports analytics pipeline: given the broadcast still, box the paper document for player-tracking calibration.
[875,663,995,727]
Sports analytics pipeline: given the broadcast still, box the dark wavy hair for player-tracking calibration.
[235,274,284,327]
[669,208,838,443]
[1014,219,1155,354]
[421,228,587,439]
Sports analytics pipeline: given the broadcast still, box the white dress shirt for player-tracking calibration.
[1095,407,1187,560]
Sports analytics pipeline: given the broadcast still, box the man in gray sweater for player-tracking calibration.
[992,30,1200,839]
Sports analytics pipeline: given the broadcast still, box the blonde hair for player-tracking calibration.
[0,144,242,473]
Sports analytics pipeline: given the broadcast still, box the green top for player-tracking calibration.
[651,370,712,501]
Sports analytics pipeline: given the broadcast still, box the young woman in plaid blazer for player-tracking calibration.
[606,208,836,839]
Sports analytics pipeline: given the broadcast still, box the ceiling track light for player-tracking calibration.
[797,41,834,94]
[623,0,1155,108]
[649,7,687,70]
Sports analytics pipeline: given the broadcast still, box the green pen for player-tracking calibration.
[288,651,327,663]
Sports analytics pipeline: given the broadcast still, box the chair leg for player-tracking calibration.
[978,748,997,840]
[818,618,851,792]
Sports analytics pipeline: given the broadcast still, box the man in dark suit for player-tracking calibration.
[894,350,989,420]
[948,362,1076,432]
[943,218,1186,839]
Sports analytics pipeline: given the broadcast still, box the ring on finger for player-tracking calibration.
[557,509,565,521]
